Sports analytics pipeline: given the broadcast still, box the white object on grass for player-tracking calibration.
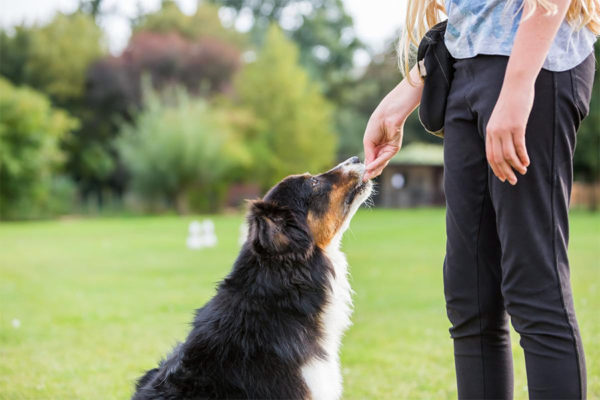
[186,219,218,250]
[238,221,248,246]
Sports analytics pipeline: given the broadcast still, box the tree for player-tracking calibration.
[236,25,336,187]
[132,1,244,47]
[290,0,362,92]
[81,30,242,196]
[117,85,251,213]
[78,0,105,20]
[209,0,367,164]
[0,26,31,86]
[209,0,362,94]
[86,30,241,117]
[112,31,241,96]
[574,42,600,183]
[333,39,438,159]
[24,12,105,104]
[0,78,78,219]
[76,2,244,203]
[0,13,113,206]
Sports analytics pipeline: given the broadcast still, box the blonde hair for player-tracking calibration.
[400,0,600,83]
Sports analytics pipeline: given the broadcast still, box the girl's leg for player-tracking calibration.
[471,54,594,399]
[443,59,514,400]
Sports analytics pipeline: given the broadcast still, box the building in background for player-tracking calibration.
[374,143,445,208]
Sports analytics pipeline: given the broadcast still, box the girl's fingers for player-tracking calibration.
[363,119,382,167]
[499,157,518,185]
[365,154,389,177]
[495,137,517,185]
[366,148,393,170]
[486,134,505,182]
[501,135,527,175]
[366,160,390,180]
[363,139,376,167]
[365,149,396,179]
[513,132,530,167]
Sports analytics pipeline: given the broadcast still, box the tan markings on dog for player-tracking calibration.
[307,173,357,248]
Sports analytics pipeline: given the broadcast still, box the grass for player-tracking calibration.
[0,209,598,399]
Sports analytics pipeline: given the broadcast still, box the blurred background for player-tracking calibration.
[0,0,598,217]
[0,0,598,398]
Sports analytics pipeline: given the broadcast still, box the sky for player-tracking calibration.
[0,0,407,62]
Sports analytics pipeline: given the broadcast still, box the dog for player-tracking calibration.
[132,156,373,400]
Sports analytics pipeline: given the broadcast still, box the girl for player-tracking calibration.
[362,1,598,398]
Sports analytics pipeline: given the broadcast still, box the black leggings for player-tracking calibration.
[443,54,595,399]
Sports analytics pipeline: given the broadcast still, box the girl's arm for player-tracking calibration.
[486,0,571,185]
[363,65,423,181]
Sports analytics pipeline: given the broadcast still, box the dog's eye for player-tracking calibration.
[310,177,320,188]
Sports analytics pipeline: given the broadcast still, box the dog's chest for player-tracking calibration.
[321,244,353,344]
[300,242,353,400]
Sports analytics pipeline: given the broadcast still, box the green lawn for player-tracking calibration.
[1,209,598,399]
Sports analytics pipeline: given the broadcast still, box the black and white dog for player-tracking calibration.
[133,157,373,400]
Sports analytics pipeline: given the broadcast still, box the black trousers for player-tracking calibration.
[443,54,595,400]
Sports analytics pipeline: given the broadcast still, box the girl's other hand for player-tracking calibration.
[485,82,533,185]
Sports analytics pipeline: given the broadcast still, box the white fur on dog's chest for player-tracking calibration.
[301,238,353,400]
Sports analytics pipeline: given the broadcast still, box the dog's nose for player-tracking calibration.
[345,156,361,165]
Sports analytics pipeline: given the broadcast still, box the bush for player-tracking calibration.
[0,78,78,219]
[117,85,251,213]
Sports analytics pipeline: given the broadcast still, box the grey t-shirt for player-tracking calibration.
[444,0,597,71]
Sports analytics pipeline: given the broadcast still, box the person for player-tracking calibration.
[362,0,598,399]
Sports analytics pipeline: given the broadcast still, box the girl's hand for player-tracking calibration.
[363,66,423,181]
[485,82,533,185]
[485,0,571,185]
[363,104,405,181]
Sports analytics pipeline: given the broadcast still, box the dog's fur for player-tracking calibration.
[132,157,373,400]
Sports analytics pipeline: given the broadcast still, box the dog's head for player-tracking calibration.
[247,157,373,258]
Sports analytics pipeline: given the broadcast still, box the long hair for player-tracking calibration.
[400,0,600,84]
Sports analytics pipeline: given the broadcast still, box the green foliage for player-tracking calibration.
[133,1,244,47]
[574,42,600,182]
[1,13,110,201]
[333,41,439,159]
[209,0,362,94]
[333,106,368,159]
[1,3,594,220]
[24,12,105,103]
[77,3,244,200]
[0,26,31,85]
[0,78,79,219]
[117,85,251,213]
[290,0,362,90]
[236,25,336,187]
[78,0,105,19]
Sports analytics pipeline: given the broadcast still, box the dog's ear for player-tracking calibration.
[246,200,312,256]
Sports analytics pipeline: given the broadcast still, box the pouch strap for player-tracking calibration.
[417,59,427,78]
